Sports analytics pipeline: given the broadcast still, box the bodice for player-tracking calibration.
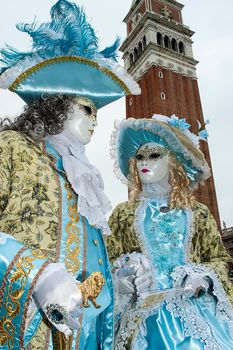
[137,197,189,289]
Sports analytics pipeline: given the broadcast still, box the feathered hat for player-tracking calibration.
[110,115,210,188]
[0,0,140,108]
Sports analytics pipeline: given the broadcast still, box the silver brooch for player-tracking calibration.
[46,303,68,325]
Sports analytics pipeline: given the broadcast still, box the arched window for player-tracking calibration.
[134,47,138,61]
[157,32,162,46]
[138,42,143,55]
[143,35,147,49]
[179,41,185,54]
[160,92,166,100]
[158,71,163,78]
[171,38,178,52]
[130,53,134,66]
[164,35,171,49]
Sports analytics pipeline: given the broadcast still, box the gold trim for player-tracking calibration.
[52,331,73,350]
[0,247,27,307]
[75,217,87,350]
[19,260,51,348]
[9,56,130,95]
[64,184,81,274]
[0,253,38,348]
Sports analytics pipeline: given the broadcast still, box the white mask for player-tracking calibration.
[64,97,98,145]
[136,142,170,184]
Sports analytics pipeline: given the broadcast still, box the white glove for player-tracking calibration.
[33,263,82,336]
[113,252,154,296]
[182,275,210,299]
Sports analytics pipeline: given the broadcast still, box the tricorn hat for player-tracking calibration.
[0,0,140,109]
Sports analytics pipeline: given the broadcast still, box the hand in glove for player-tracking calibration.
[33,263,82,336]
[182,275,210,299]
[113,252,154,296]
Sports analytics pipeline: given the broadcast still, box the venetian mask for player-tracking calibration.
[136,142,170,184]
[64,97,98,145]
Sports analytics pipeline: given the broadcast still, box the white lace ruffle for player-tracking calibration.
[0,53,141,96]
[115,297,163,350]
[47,130,111,235]
[166,294,224,350]
[109,118,211,189]
[171,263,233,322]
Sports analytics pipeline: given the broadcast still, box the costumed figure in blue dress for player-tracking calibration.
[106,115,233,350]
[0,1,140,349]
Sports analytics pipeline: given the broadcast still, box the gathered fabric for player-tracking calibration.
[47,129,112,234]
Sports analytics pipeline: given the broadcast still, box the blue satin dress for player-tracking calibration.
[130,198,233,350]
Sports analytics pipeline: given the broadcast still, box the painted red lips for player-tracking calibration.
[141,168,150,173]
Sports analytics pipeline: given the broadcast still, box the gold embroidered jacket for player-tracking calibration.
[0,130,113,350]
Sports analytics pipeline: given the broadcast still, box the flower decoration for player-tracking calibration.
[197,119,210,141]
[198,130,209,141]
[168,115,191,131]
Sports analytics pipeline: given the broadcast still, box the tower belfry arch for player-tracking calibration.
[120,0,221,228]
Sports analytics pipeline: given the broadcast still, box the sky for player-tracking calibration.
[0,0,232,227]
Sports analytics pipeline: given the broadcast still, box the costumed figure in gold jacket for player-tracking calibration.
[106,115,233,350]
[0,1,140,349]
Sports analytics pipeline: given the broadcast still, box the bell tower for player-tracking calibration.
[120,0,221,228]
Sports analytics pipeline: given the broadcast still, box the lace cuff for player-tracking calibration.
[171,263,233,321]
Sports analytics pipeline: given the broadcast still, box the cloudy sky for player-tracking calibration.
[0,0,232,227]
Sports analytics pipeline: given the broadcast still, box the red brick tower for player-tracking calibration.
[120,0,221,228]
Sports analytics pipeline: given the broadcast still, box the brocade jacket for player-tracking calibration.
[0,130,113,350]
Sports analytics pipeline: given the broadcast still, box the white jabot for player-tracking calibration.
[47,129,112,235]
[139,173,172,200]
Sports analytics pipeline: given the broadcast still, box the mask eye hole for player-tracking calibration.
[82,105,92,116]
[149,153,161,160]
[136,154,144,161]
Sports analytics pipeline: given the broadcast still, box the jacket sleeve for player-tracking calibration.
[199,207,233,303]
[106,204,125,266]
[173,204,233,306]
[0,232,50,349]
[0,134,11,215]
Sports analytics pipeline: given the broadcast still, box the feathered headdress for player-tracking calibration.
[0,0,140,108]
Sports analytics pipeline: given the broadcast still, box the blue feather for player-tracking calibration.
[100,37,121,61]
[50,0,98,57]
[0,0,120,72]
[16,21,64,50]
[0,45,34,69]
